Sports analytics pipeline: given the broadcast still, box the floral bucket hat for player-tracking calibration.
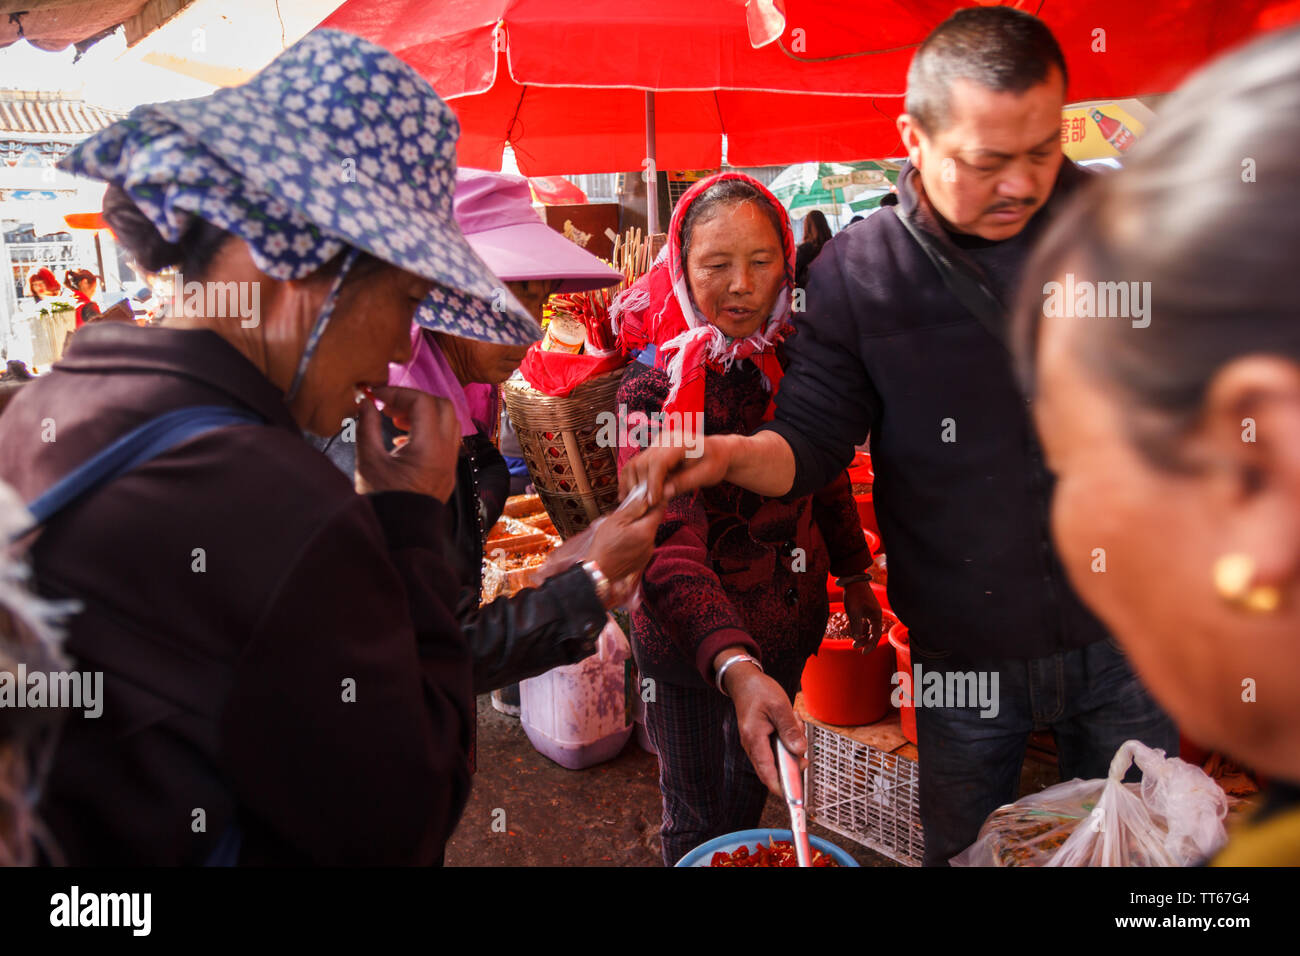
[60,28,538,397]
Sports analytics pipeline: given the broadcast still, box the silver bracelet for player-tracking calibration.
[714,653,762,697]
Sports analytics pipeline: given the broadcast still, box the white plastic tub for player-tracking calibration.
[520,616,634,770]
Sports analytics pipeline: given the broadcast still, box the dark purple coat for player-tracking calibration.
[0,323,472,865]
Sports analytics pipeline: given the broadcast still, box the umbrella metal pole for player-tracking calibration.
[645,91,659,235]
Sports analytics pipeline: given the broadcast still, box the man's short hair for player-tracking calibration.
[905,6,1067,135]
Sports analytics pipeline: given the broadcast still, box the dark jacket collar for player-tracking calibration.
[897,157,1092,277]
[54,323,300,431]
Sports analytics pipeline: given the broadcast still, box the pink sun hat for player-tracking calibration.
[455,168,622,293]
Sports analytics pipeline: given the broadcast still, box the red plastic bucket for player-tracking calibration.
[871,580,890,612]
[801,605,898,726]
[847,450,872,481]
[826,529,882,600]
[824,578,890,613]
[855,494,878,537]
[887,620,917,744]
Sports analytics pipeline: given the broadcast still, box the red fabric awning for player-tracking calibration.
[323,0,1300,174]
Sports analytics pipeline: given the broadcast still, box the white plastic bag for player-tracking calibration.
[951,740,1229,866]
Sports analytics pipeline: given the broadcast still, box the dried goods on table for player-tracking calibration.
[825,611,852,640]
[503,494,546,519]
[1201,751,1260,798]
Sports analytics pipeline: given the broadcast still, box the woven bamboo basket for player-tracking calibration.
[501,365,626,539]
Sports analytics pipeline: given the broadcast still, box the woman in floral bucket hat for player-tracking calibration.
[0,29,643,866]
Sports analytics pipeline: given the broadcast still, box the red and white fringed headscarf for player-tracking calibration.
[610,172,796,424]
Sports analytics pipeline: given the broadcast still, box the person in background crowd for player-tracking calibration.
[63,269,100,327]
[847,215,865,225]
[0,360,34,414]
[314,169,657,724]
[1015,23,1300,865]
[613,172,873,866]
[879,192,899,207]
[0,28,626,866]
[620,6,1177,866]
[1,360,32,382]
[27,268,61,302]
[794,209,833,288]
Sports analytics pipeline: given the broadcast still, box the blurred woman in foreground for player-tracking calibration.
[1016,24,1300,864]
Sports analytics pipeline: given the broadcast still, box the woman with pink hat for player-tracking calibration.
[316,168,657,724]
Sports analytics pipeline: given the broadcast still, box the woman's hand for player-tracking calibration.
[586,495,667,584]
[843,579,884,653]
[619,434,735,506]
[717,651,808,797]
[355,385,460,502]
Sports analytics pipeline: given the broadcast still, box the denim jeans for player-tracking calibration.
[912,637,1178,866]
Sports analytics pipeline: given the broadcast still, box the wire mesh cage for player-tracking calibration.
[807,723,925,866]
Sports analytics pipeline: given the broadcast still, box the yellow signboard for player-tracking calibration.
[666,169,717,183]
[1061,99,1154,161]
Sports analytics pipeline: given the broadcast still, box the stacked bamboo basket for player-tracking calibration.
[502,227,655,538]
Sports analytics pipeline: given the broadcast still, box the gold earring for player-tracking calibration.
[1213,553,1282,613]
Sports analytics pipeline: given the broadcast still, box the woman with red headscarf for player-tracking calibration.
[613,173,877,865]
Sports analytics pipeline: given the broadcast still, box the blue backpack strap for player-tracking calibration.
[23,405,262,532]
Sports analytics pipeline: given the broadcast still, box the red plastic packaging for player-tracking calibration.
[517,342,625,397]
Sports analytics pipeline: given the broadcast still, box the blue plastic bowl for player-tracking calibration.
[675,828,860,867]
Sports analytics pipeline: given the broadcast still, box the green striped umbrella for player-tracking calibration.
[769,161,900,219]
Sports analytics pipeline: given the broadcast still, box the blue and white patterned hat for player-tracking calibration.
[60,28,538,347]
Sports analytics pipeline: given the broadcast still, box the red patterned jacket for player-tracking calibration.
[616,353,871,690]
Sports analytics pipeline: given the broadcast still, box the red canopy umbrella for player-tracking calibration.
[324,0,1300,223]
[528,175,588,204]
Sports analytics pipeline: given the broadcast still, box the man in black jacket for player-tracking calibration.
[622,7,1177,865]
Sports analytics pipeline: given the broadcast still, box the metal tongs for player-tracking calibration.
[774,735,813,867]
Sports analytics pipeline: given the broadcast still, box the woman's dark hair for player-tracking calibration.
[63,269,97,292]
[801,211,833,251]
[678,177,786,272]
[906,6,1067,135]
[102,184,389,297]
[1014,24,1300,471]
[103,185,233,278]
